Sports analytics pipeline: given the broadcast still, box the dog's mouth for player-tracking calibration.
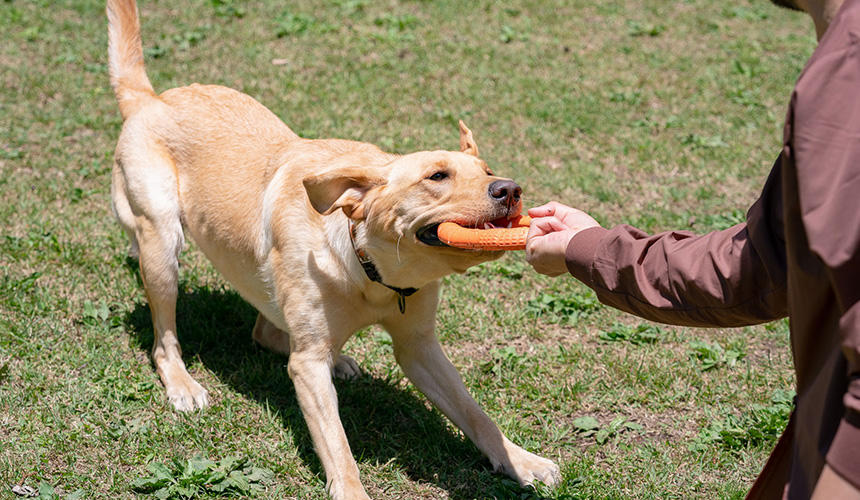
[416,215,522,248]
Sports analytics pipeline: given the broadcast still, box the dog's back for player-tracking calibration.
[107,0,298,267]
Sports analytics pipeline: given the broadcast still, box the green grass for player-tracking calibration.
[1,0,809,498]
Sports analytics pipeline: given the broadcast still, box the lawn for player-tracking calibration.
[1,0,813,498]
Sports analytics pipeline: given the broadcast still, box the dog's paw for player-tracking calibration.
[166,377,210,412]
[332,354,361,380]
[498,448,561,489]
[328,479,371,500]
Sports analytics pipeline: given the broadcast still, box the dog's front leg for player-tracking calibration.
[384,317,561,488]
[288,348,370,500]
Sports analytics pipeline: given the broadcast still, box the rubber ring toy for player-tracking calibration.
[437,215,531,251]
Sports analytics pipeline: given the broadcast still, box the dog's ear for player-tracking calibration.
[303,168,386,220]
[459,120,479,157]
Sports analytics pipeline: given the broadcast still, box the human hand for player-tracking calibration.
[525,202,601,277]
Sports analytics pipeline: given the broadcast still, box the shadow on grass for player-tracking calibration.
[122,270,544,499]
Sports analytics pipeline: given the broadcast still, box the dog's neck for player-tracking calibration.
[347,219,418,313]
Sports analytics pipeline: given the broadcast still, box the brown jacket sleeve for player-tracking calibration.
[564,211,788,328]
[788,13,860,484]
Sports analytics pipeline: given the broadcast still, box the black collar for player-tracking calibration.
[348,220,418,314]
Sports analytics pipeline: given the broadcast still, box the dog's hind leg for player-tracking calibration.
[137,211,209,412]
[117,150,209,412]
[111,163,139,258]
[252,313,291,356]
[331,353,360,380]
[253,313,360,379]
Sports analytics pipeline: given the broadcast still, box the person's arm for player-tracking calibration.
[526,197,788,328]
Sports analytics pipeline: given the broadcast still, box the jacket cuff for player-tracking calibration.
[565,226,608,285]
[826,410,860,489]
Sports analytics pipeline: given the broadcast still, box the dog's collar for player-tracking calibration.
[348,219,418,314]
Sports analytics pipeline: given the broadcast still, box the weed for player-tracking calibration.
[500,25,528,43]
[2,230,63,262]
[728,88,764,109]
[144,44,168,59]
[172,26,210,51]
[22,26,42,42]
[275,11,335,37]
[1,148,23,159]
[681,133,727,149]
[211,0,245,19]
[599,322,663,345]
[525,291,600,325]
[688,339,745,371]
[1,272,44,312]
[335,0,368,15]
[131,455,273,499]
[14,482,85,500]
[470,258,529,280]
[627,20,666,37]
[733,57,763,78]
[573,415,600,435]
[574,415,643,445]
[724,5,770,21]
[372,13,419,42]
[81,299,111,325]
[690,390,794,452]
[481,346,525,377]
[373,13,418,32]
[609,89,643,105]
[84,63,107,74]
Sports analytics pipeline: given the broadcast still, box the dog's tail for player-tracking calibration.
[106,0,156,120]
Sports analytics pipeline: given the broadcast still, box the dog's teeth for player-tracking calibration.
[484,223,492,229]
[507,222,512,228]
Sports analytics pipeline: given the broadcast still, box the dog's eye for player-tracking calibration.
[428,171,449,181]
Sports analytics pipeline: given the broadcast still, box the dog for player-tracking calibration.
[106,1,560,497]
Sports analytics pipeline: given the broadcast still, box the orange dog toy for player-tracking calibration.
[437,215,531,251]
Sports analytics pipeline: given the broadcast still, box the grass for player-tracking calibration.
[1,0,810,498]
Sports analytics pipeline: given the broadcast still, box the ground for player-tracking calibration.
[1,0,811,498]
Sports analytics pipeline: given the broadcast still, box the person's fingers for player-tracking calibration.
[541,217,569,233]
[527,216,567,239]
[527,203,556,218]
[524,236,545,264]
[530,201,589,224]
[525,228,572,277]
[525,223,551,255]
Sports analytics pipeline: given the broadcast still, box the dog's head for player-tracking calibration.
[303,121,523,287]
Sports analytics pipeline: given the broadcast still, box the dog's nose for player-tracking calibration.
[488,179,522,207]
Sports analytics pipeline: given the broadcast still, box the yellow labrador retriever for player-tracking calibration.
[106,0,559,497]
